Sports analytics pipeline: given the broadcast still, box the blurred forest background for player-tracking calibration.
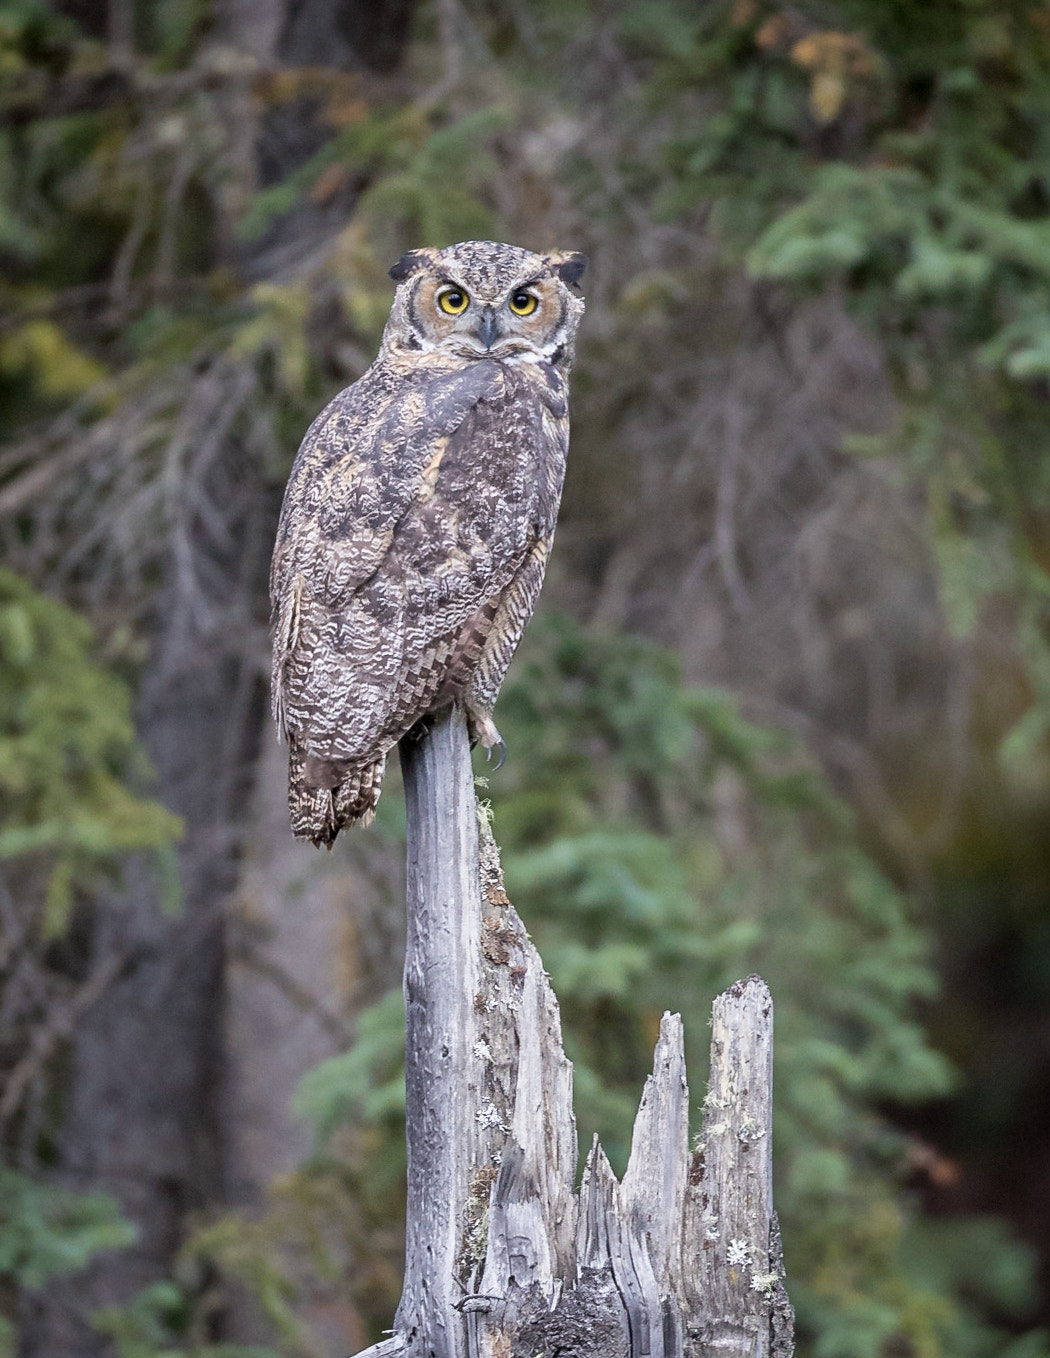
[3,0,1050,1354]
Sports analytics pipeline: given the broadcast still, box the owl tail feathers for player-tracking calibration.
[288,746,387,848]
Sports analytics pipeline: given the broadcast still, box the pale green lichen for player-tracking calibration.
[457,1162,498,1274]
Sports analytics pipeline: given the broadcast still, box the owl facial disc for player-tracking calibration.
[383,240,586,366]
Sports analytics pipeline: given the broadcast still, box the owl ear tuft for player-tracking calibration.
[389,249,439,282]
[547,251,587,288]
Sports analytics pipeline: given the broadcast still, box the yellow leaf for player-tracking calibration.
[0,320,106,399]
[810,71,847,123]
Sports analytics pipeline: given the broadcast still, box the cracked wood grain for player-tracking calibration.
[349,706,793,1358]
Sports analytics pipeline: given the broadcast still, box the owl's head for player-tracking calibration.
[382,240,586,369]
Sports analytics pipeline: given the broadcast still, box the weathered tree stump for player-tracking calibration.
[351,706,794,1358]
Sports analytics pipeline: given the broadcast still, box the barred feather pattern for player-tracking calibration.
[270,240,585,846]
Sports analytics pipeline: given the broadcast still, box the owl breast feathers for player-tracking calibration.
[270,239,586,846]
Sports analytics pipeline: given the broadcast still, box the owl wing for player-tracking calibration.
[271,359,506,606]
[271,358,542,764]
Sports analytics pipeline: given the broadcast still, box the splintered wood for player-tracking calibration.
[352,707,793,1358]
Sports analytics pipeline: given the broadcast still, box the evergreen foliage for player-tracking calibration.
[0,567,181,935]
[617,0,1050,785]
[93,1280,280,1358]
[0,1168,135,1358]
[0,1166,135,1290]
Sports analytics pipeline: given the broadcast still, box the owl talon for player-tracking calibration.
[468,709,504,754]
[486,739,507,771]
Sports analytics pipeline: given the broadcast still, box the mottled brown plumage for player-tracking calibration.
[270,240,586,846]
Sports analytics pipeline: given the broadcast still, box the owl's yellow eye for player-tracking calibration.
[509,290,538,316]
[437,287,470,315]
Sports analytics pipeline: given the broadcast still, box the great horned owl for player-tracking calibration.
[270,239,586,847]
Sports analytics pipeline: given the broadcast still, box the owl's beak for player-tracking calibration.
[475,307,501,350]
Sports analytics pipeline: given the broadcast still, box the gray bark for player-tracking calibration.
[395,710,486,1355]
[361,706,793,1358]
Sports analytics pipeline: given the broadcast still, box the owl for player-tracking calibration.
[270,239,586,847]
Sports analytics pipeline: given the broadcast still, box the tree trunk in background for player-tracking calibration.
[16,4,417,1354]
[223,734,405,1350]
[226,737,354,1205]
[18,434,276,1357]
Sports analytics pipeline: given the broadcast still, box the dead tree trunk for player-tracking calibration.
[354,705,794,1358]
